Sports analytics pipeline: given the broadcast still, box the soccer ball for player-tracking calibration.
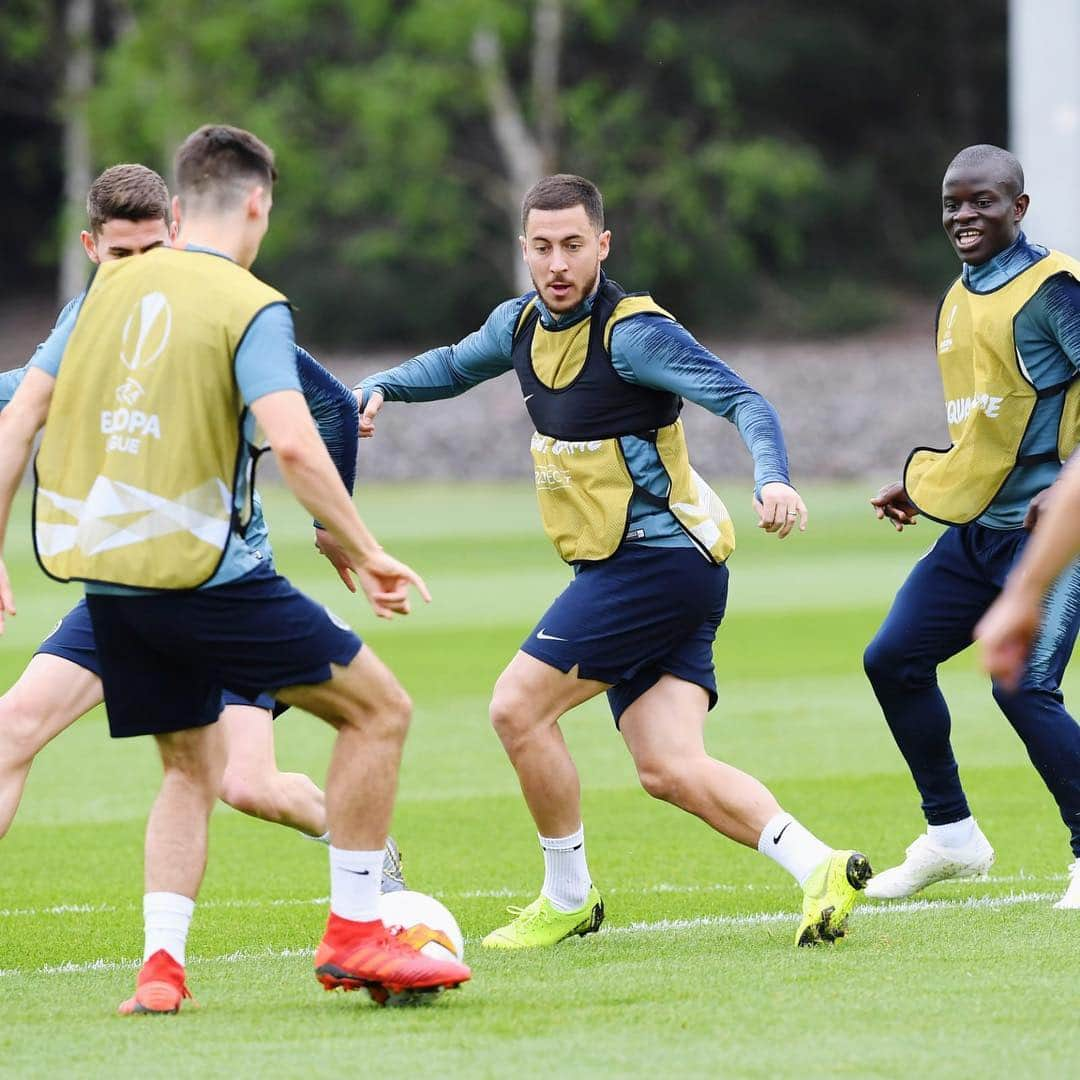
[378,889,465,963]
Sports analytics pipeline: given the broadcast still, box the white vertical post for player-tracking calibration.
[1009,0,1080,252]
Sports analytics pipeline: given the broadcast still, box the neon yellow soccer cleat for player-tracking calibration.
[796,850,872,947]
[482,886,605,949]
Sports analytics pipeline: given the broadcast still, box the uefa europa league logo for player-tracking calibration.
[121,292,172,372]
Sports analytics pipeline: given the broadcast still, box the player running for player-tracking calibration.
[0,127,470,1012]
[864,145,1080,907]
[0,163,404,890]
[358,174,871,949]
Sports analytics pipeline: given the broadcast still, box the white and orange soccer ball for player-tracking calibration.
[378,889,465,963]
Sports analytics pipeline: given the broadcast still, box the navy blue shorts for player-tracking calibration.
[36,599,279,712]
[84,570,361,738]
[521,543,729,725]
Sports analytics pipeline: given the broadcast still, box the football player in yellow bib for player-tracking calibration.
[0,164,405,888]
[0,128,470,1012]
[359,174,872,950]
[865,145,1080,907]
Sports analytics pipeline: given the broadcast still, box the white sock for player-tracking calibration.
[757,812,832,887]
[927,817,975,849]
[329,845,383,922]
[143,892,195,966]
[540,825,591,911]
[540,825,591,913]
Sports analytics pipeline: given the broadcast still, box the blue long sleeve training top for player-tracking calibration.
[359,286,791,548]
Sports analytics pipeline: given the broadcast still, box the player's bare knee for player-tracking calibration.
[342,676,411,740]
[0,696,52,765]
[219,769,272,818]
[489,684,532,745]
[636,758,687,805]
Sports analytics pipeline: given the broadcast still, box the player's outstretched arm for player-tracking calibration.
[0,368,56,630]
[977,455,1080,686]
[355,298,524,438]
[250,389,430,619]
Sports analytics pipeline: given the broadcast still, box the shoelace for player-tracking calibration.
[502,902,550,928]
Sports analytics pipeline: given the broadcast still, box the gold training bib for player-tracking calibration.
[34,248,287,589]
[905,251,1080,526]
[513,283,735,564]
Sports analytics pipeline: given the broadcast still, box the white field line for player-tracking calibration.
[0,890,1060,980]
[0,873,1062,919]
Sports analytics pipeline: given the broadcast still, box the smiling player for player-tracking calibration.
[864,144,1080,907]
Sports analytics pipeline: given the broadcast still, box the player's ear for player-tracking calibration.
[519,234,528,261]
[1015,193,1030,222]
[598,229,611,261]
[171,195,183,233]
[80,230,100,264]
[246,184,267,219]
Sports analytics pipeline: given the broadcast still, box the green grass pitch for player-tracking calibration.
[0,483,1077,1078]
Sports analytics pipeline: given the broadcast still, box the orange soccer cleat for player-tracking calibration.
[117,949,194,1016]
[314,912,471,1006]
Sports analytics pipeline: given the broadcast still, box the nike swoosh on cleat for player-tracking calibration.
[536,628,569,641]
[772,822,792,845]
[343,868,370,876]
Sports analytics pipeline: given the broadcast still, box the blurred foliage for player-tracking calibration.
[2,0,1006,342]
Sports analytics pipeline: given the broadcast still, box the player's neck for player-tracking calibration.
[175,218,252,268]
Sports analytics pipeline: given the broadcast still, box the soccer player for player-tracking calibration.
[357,174,871,949]
[0,126,471,1012]
[863,144,1080,907]
[0,164,403,889]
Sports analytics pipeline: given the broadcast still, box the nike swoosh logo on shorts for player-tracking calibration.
[523,394,534,402]
[536,628,569,641]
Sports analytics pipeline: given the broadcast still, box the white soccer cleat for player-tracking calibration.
[864,825,995,899]
[1053,860,1080,910]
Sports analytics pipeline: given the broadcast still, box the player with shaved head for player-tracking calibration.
[864,145,1080,908]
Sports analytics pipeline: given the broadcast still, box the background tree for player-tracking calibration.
[3,0,1007,344]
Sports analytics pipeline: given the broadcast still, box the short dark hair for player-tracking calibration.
[945,144,1025,198]
[173,124,277,209]
[521,174,604,233]
[86,164,170,235]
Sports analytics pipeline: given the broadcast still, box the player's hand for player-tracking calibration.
[359,389,384,439]
[355,547,432,619]
[1023,487,1054,531]
[871,481,920,531]
[314,527,358,593]
[753,482,807,539]
[0,557,14,634]
[974,587,1040,691]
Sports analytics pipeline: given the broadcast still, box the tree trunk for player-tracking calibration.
[472,0,564,295]
[59,0,95,303]
[530,0,562,175]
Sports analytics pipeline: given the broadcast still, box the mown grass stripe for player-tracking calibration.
[0,890,1057,979]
